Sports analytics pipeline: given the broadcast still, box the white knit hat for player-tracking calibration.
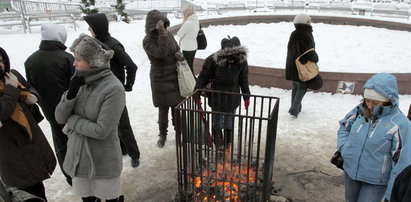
[363,88,388,102]
[293,14,311,25]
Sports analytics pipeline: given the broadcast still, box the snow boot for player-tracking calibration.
[157,121,168,148]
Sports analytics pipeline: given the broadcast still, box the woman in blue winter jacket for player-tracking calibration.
[337,73,411,202]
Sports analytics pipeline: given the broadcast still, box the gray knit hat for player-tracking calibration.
[70,33,114,67]
[293,14,311,25]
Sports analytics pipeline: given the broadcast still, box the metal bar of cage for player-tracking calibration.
[174,89,279,202]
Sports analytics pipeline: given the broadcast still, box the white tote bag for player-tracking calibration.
[177,60,196,97]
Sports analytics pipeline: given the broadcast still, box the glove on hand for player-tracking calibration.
[156,20,167,36]
[25,93,38,105]
[5,72,18,88]
[244,99,250,110]
[124,84,133,92]
[67,76,85,100]
[175,52,185,61]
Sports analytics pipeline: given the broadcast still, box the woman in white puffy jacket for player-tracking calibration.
[177,6,199,75]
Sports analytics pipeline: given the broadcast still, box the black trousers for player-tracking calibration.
[183,50,197,76]
[118,106,140,159]
[158,106,176,134]
[49,119,72,186]
[21,182,46,201]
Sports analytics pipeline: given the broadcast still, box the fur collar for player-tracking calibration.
[213,46,248,67]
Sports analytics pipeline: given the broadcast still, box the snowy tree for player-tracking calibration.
[80,0,99,15]
[115,0,130,23]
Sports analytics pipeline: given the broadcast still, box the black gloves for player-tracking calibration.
[124,84,133,92]
[67,76,85,100]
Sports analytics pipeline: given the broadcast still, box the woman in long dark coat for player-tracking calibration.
[143,10,184,148]
[0,47,56,201]
[285,14,319,118]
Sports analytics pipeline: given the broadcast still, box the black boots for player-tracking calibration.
[157,121,168,148]
[157,135,167,148]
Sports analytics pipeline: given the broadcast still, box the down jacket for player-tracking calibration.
[0,47,56,189]
[195,38,250,112]
[337,73,411,200]
[143,10,184,107]
[55,65,125,179]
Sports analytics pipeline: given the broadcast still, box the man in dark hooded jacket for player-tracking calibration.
[285,14,319,118]
[84,13,140,168]
[24,23,74,186]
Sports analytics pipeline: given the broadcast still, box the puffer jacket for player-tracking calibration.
[337,73,411,200]
[195,38,250,112]
[142,10,184,107]
[285,24,319,81]
[55,65,125,179]
[177,14,200,51]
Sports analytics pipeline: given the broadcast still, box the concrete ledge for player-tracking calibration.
[170,15,411,95]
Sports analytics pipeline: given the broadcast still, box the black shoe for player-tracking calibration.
[157,136,166,148]
[131,157,140,168]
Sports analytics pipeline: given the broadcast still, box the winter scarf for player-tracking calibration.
[0,81,33,140]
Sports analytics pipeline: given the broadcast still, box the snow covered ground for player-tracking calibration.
[0,11,410,201]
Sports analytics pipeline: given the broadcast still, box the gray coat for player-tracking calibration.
[143,10,184,107]
[55,65,125,179]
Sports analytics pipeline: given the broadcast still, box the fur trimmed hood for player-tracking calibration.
[70,34,114,68]
[213,45,248,67]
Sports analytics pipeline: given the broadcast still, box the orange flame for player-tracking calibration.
[194,148,256,201]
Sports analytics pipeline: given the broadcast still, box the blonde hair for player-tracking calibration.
[182,6,195,22]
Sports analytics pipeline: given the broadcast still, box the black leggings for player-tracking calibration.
[21,182,47,201]
[183,50,197,76]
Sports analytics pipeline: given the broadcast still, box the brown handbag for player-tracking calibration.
[295,48,319,82]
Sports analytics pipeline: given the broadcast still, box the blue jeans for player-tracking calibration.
[344,173,387,202]
[212,110,235,130]
[289,81,307,117]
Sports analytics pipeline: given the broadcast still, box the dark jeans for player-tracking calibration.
[118,106,140,159]
[289,80,307,117]
[344,172,386,202]
[183,50,197,76]
[49,120,72,186]
[21,182,46,201]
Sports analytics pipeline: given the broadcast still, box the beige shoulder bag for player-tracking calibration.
[295,48,319,82]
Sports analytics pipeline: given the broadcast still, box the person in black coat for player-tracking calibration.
[24,23,74,186]
[1,47,56,201]
[194,36,250,148]
[285,14,319,118]
[84,13,140,167]
[391,165,411,202]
